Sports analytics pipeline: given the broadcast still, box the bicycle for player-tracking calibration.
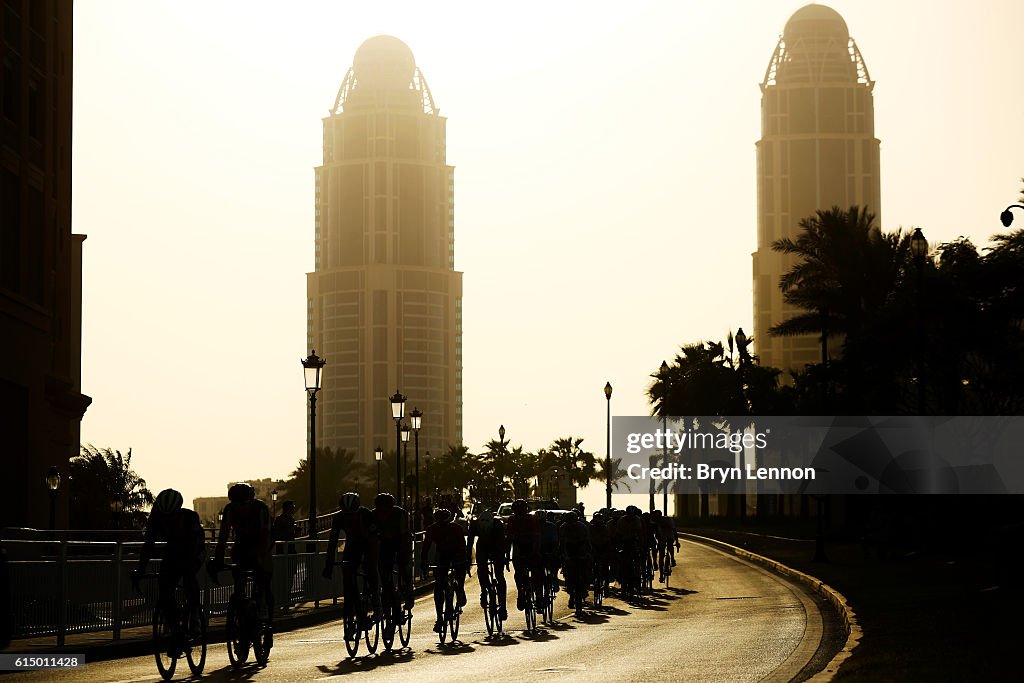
[481,559,505,637]
[618,548,643,602]
[658,543,673,588]
[380,567,412,651]
[592,554,608,608]
[641,546,656,593]
[428,564,463,644]
[564,557,590,618]
[135,573,206,681]
[218,566,272,668]
[337,561,381,657]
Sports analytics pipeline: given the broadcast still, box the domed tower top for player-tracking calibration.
[783,4,849,42]
[352,35,416,90]
[763,3,872,89]
[332,35,438,115]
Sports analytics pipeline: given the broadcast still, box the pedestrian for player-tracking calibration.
[272,501,298,607]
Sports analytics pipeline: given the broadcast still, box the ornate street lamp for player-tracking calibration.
[1000,204,1024,227]
[497,425,506,503]
[410,407,423,529]
[390,390,407,502]
[375,446,383,494]
[271,489,278,517]
[604,381,613,508]
[301,350,326,546]
[46,466,60,530]
[660,360,669,514]
[401,422,411,509]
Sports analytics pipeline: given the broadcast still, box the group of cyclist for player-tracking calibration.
[133,484,681,659]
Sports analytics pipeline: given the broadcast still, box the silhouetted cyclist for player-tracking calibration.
[467,510,508,621]
[133,489,205,635]
[420,508,467,633]
[372,493,412,623]
[323,492,380,624]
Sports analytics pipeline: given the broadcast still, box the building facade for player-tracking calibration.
[307,36,462,469]
[752,5,881,371]
[0,0,87,530]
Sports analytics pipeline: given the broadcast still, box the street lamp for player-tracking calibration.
[910,228,928,414]
[401,422,411,509]
[604,381,613,509]
[46,466,60,530]
[1000,204,1024,227]
[497,425,506,503]
[410,407,423,530]
[660,360,669,515]
[271,489,278,517]
[389,390,407,502]
[375,446,383,494]
[301,349,326,545]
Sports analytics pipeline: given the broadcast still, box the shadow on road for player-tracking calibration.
[545,620,576,631]
[572,611,610,625]
[315,648,416,676]
[480,632,519,647]
[666,587,698,596]
[202,663,266,681]
[433,640,475,655]
[518,628,558,642]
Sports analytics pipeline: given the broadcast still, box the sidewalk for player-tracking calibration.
[2,581,435,662]
[681,521,1022,681]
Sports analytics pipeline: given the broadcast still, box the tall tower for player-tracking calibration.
[752,5,880,370]
[307,36,462,467]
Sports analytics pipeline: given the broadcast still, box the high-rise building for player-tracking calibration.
[307,36,462,469]
[1,0,87,529]
[752,5,881,370]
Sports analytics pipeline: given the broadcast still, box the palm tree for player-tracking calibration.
[537,437,597,489]
[72,445,154,529]
[600,457,632,495]
[283,446,368,517]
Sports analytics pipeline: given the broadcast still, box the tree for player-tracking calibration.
[600,457,632,494]
[537,437,597,489]
[71,445,154,529]
[282,447,369,517]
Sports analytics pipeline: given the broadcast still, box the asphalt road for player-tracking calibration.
[6,540,826,682]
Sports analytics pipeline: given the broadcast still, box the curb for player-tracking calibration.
[681,533,861,682]
[5,580,436,663]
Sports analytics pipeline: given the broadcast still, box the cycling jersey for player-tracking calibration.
[423,519,467,563]
[467,517,506,560]
[140,508,205,573]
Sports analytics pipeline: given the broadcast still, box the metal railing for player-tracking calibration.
[1,533,425,646]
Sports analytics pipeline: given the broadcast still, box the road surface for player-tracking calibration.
[7,540,829,682]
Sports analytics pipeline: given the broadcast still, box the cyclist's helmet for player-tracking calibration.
[626,505,641,516]
[433,508,451,523]
[652,509,663,519]
[339,492,360,512]
[511,499,528,514]
[374,492,395,509]
[564,510,579,523]
[228,482,254,503]
[152,488,183,514]
[478,510,494,523]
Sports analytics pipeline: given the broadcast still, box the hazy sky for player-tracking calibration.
[74,1,1024,509]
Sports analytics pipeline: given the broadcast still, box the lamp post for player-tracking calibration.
[390,391,407,501]
[1000,204,1024,227]
[272,489,278,518]
[497,424,506,504]
[375,446,383,494]
[910,228,929,414]
[660,360,669,515]
[401,422,411,509]
[301,350,326,544]
[410,407,423,530]
[46,466,60,530]
[110,499,123,530]
[604,381,613,509]
[735,328,748,521]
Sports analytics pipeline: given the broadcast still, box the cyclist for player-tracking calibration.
[539,511,561,592]
[504,499,541,611]
[559,511,592,609]
[466,510,508,621]
[209,483,274,642]
[652,510,680,579]
[133,489,205,636]
[615,506,644,595]
[372,493,413,624]
[420,508,468,633]
[589,510,612,598]
[323,492,380,625]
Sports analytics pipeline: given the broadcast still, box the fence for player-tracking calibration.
[1,532,426,647]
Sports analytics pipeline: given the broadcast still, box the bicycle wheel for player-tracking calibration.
[185,609,207,675]
[152,607,177,681]
[364,606,380,654]
[449,606,460,641]
[343,613,360,657]
[483,588,495,636]
[525,599,536,632]
[226,601,250,666]
[382,606,396,651]
[253,621,272,667]
[398,607,412,647]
